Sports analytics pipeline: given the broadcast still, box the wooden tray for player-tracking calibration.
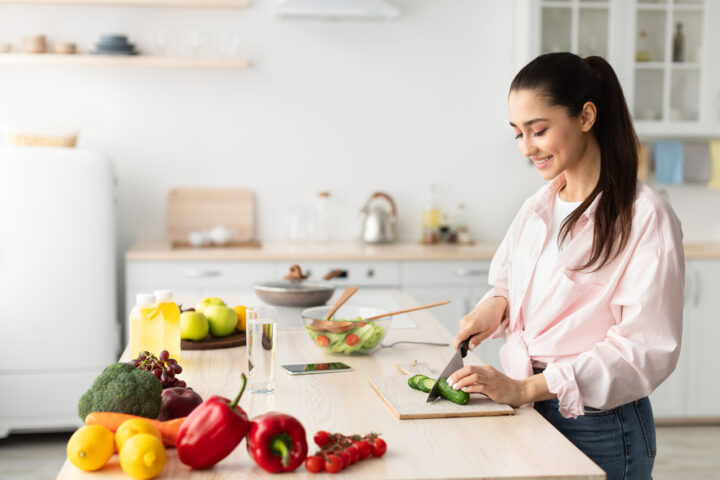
[181,330,246,350]
[167,187,255,245]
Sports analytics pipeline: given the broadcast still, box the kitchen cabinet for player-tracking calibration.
[517,0,720,138]
[650,258,720,421]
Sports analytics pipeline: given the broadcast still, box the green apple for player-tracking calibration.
[204,305,238,338]
[180,311,209,341]
[196,297,226,314]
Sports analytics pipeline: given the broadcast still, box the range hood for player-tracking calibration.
[277,0,400,19]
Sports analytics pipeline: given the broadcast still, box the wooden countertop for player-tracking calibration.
[56,292,604,479]
[125,241,500,262]
[126,240,720,262]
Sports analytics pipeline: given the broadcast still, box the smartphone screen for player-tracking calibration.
[282,362,352,375]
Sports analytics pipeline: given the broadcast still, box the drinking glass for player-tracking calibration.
[247,306,277,394]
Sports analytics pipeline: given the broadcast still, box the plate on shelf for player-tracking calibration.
[181,330,246,350]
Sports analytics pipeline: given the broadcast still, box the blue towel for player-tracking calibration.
[653,142,684,184]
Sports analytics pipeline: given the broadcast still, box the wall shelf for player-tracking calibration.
[635,120,720,139]
[0,0,248,7]
[0,53,249,69]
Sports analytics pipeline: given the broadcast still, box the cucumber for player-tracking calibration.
[408,374,435,393]
[438,377,469,405]
[408,374,424,389]
[419,377,436,393]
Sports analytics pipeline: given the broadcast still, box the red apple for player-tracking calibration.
[157,387,203,421]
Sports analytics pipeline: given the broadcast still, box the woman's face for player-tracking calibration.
[508,88,591,181]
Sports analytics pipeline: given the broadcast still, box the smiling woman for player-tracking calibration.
[450,53,685,480]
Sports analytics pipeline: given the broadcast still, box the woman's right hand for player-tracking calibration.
[453,296,508,351]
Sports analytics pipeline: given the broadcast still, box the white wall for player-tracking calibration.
[0,0,545,251]
[0,0,718,254]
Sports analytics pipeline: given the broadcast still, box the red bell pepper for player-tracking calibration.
[176,373,250,469]
[247,412,308,473]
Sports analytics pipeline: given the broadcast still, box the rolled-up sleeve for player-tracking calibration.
[544,211,685,418]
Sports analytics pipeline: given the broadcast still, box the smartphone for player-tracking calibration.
[282,362,352,375]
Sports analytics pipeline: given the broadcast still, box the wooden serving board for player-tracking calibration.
[167,187,255,245]
[370,375,515,419]
[181,330,246,350]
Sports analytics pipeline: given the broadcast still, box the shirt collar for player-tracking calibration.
[530,173,600,222]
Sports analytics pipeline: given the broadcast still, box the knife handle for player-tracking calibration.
[458,338,470,358]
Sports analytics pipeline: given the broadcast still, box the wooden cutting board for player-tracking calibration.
[369,376,515,420]
[167,187,256,246]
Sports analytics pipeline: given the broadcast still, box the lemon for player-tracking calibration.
[119,433,166,480]
[115,418,162,453]
[233,305,247,332]
[66,425,114,471]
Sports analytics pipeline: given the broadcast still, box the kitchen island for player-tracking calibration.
[57,292,604,479]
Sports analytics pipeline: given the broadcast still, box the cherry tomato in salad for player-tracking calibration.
[317,335,329,347]
[371,437,387,457]
[324,454,343,474]
[305,455,324,473]
[345,334,359,346]
[314,430,331,447]
[356,439,372,459]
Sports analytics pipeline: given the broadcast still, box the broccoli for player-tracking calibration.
[78,362,163,421]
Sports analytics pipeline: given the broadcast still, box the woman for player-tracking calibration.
[449,52,684,479]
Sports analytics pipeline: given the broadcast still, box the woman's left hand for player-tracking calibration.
[447,365,528,407]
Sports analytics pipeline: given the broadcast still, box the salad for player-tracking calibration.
[305,316,386,354]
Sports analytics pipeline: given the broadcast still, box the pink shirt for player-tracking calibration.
[483,174,685,418]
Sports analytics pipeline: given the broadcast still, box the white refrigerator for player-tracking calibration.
[0,147,119,437]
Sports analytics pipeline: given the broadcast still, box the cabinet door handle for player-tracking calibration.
[453,268,488,277]
[183,269,221,278]
[693,271,701,306]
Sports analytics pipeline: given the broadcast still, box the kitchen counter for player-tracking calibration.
[126,240,720,261]
[57,292,604,479]
[125,241,500,261]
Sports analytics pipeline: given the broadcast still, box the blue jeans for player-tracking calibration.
[534,397,656,480]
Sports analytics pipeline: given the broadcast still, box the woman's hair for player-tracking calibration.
[510,52,638,272]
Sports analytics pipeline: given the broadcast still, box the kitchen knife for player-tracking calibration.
[426,337,470,403]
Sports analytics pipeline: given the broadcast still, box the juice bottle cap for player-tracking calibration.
[153,290,174,301]
[136,293,156,306]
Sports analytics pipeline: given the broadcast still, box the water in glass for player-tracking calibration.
[247,307,277,394]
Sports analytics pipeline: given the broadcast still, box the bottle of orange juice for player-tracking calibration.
[128,293,162,359]
[154,290,181,361]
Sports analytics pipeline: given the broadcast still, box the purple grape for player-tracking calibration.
[175,365,183,374]
[176,380,186,388]
[159,350,169,362]
[152,368,162,379]
[161,372,169,383]
[165,365,175,375]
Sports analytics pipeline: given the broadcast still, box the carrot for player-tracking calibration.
[84,412,186,447]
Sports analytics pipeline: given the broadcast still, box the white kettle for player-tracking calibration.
[360,192,397,243]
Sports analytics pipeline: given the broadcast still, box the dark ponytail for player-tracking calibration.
[510,53,638,272]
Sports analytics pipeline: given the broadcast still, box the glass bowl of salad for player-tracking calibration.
[301,306,391,355]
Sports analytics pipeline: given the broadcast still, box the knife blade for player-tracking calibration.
[426,337,470,403]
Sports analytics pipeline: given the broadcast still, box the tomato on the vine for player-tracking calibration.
[305,455,324,473]
[356,439,372,459]
[317,335,330,347]
[324,454,343,474]
[345,334,359,346]
[314,430,331,447]
[346,443,360,464]
[371,437,387,457]
[336,449,351,467]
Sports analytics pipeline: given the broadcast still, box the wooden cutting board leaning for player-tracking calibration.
[166,187,259,247]
[369,362,515,420]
